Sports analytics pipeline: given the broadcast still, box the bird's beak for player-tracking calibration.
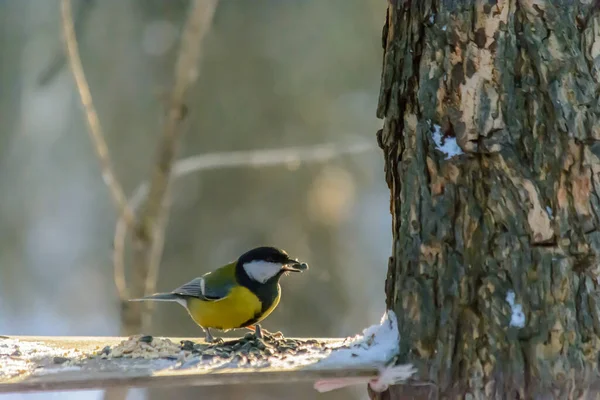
[281,260,309,273]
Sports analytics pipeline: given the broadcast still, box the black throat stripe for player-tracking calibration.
[235,263,284,327]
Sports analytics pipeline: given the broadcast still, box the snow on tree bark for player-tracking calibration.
[375,0,600,398]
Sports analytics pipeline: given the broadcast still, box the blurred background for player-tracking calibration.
[0,0,390,399]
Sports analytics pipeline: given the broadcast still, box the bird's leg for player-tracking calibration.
[254,324,263,340]
[204,328,215,343]
[204,328,214,343]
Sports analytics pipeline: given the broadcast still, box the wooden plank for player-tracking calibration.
[0,335,379,393]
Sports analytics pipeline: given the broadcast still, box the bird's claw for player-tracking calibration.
[265,330,284,339]
[204,329,223,344]
[252,325,283,341]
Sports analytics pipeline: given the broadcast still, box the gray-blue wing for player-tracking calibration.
[171,272,235,301]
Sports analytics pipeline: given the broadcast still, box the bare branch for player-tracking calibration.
[123,0,219,334]
[60,0,135,230]
[61,0,135,304]
[132,141,376,211]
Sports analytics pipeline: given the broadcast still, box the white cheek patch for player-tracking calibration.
[243,261,283,283]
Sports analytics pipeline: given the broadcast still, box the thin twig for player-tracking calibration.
[112,140,376,302]
[124,0,219,335]
[40,0,97,86]
[133,141,375,211]
[60,0,135,229]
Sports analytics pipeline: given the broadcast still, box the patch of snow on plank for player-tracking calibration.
[33,366,83,375]
[313,310,416,393]
[0,337,83,380]
[316,309,401,368]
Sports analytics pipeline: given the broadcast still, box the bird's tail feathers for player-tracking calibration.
[129,293,181,302]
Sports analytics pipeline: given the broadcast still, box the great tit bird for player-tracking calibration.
[130,246,308,342]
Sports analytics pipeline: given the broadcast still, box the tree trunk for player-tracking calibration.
[375,0,600,398]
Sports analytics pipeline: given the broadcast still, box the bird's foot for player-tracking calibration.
[262,329,284,340]
[209,337,224,345]
[204,328,223,345]
[249,325,284,341]
[264,331,284,341]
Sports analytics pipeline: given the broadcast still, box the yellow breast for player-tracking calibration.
[185,285,281,330]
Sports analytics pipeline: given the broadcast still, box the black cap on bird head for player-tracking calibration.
[238,246,308,284]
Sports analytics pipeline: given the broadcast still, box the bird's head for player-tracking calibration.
[238,246,309,284]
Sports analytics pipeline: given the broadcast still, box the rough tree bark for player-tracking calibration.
[374,0,600,398]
